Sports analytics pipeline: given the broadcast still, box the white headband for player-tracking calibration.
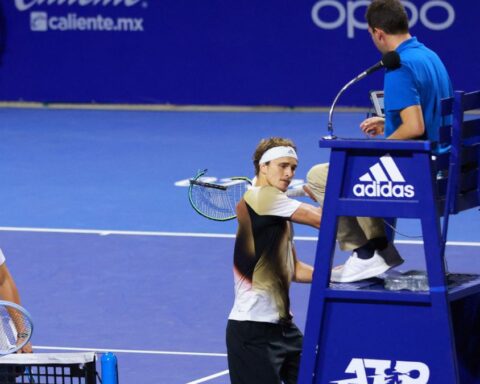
[259,146,298,164]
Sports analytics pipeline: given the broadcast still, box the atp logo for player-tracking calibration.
[352,154,415,198]
[331,358,430,384]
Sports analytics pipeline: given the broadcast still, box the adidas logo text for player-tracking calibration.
[352,154,415,199]
[353,181,415,198]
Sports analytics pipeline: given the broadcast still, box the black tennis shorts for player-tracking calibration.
[226,319,303,384]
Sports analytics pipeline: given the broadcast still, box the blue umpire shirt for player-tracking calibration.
[383,37,453,149]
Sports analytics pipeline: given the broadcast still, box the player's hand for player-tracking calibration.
[17,341,33,354]
[302,185,317,202]
[360,116,385,137]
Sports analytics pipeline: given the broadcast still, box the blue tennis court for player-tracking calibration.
[1,107,479,383]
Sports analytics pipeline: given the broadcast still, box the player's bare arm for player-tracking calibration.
[291,203,322,229]
[293,259,314,283]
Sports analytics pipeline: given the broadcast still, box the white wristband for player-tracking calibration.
[286,187,307,197]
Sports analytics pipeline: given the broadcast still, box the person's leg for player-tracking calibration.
[356,216,386,242]
[307,164,402,282]
[279,323,303,384]
[305,163,328,206]
[307,164,369,249]
[226,320,281,384]
[357,217,404,266]
[333,217,401,282]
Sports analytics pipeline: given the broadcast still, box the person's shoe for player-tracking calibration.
[330,252,390,283]
[376,242,404,267]
[330,264,347,282]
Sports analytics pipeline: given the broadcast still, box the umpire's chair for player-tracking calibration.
[298,90,480,384]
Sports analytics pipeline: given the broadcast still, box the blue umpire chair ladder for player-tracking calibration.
[298,90,480,384]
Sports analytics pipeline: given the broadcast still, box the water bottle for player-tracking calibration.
[101,352,119,384]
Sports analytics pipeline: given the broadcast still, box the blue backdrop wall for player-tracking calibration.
[0,0,477,106]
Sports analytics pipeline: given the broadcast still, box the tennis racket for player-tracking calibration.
[0,301,33,355]
[189,169,251,221]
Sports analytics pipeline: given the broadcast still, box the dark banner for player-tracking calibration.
[0,1,476,106]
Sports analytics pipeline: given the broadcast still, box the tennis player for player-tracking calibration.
[0,249,32,354]
[226,137,321,384]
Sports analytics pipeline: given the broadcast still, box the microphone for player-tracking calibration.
[355,51,400,81]
[325,51,401,139]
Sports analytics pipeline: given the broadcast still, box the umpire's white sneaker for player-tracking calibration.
[330,252,390,283]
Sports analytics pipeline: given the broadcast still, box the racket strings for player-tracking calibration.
[227,181,249,212]
[0,305,32,353]
[195,185,232,214]
[190,181,249,220]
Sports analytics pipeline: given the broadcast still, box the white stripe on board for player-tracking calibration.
[186,370,230,384]
[370,163,389,182]
[380,154,406,182]
[34,345,227,357]
[0,226,478,247]
[359,172,373,182]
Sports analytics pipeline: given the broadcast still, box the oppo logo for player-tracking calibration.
[15,0,143,12]
[311,0,455,38]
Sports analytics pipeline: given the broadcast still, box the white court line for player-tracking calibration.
[34,345,227,357]
[0,226,479,247]
[185,369,230,384]
[0,226,235,239]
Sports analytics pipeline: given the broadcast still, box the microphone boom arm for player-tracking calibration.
[325,51,400,140]
[326,76,360,139]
